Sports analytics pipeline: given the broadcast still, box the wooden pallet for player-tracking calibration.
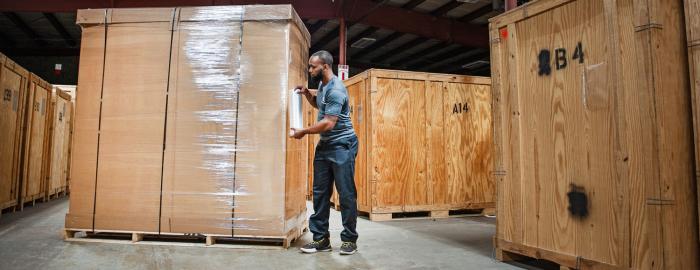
[64,220,308,249]
[495,239,618,270]
[44,187,68,201]
[360,208,496,221]
[0,200,18,218]
[19,193,45,210]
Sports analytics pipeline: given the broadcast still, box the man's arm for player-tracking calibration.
[304,91,318,109]
[296,86,318,109]
[290,115,337,139]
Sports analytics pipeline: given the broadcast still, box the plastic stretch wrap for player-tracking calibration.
[66,5,310,238]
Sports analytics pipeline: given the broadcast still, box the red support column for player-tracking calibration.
[338,16,347,66]
[505,0,517,11]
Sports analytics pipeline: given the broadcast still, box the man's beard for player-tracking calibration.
[309,71,323,89]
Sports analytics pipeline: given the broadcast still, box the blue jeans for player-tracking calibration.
[309,135,359,242]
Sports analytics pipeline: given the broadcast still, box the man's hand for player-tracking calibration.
[294,85,310,96]
[289,128,306,139]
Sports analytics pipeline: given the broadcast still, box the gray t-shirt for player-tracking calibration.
[316,75,355,142]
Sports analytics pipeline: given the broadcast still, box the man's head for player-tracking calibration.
[309,50,334,81]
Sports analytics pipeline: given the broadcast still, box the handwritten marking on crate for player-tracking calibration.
[538,42,585,76]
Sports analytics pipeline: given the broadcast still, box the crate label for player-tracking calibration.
[583,62,609,110]
[499,28,508,40]
[358,105,362,123]
[452,102,469,114]
[538,42,584,76]
[12,90,18,112]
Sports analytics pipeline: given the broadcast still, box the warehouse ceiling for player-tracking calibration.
[305,0,500,75]
[0,0,504,84]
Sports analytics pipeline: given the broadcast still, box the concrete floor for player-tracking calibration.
[0,198,543,270]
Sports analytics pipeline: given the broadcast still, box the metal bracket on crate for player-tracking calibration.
[491,170,507,177]
[645,198,675,205]
[634,23,663,32]
[689,40,700,48]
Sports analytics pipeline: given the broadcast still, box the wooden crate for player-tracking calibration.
[54,85,76,195]
[490,0,698,269]
[53,85,76,100]
[0,52,30,214]
[66,5,309,242]
[20,73,52,208]
[685,0,700,240]
[44,89,73,199]
[340,69,493,221]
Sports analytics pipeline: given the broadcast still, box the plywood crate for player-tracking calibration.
[684,0,700,239]
[53,85,76,195]
[20,73,52,208]
[0,52,30,213]
[490,0,698,268]
[65,5,309,245]
[340,69,493,221]
[44,89,73,199]
[53,85,76,100]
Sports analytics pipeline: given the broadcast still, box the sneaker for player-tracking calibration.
[300,238,332,253]
[339,241,357,255]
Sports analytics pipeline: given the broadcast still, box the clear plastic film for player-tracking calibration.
[67,5,310,238]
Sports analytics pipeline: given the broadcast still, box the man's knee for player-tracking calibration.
[313,187,331,198]
[338,192,357,204]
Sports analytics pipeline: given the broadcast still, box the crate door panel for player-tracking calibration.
[685,0,700,246]
[160,20,242,236]
[646,0,698,269]
[60,100,72,189]
[234,21,289,236]
[512,0,622,265]
[0,65,23,204]
[50,98,69,194]
[426,81,446,207]
[284,23,309,223]
[94,21,171,231]
[347,80,367,209]
[66,25,105,229]
[26,85,49,199]
[444,82,493,206]
[371,78,427,211]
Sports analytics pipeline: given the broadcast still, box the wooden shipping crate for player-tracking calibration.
[342,69,493,221]
[490,0,698,269]
[44,89,73,198]
[684,0,700,239]
[53,86,76,195]
[53,85,76,100]
[0,53,30,213]
[20,73,52,208]
[66,5,309,242]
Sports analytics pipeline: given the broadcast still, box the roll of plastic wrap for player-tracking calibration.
[289,89,303,130]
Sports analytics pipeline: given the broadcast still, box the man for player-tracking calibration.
[289,50,359,255]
